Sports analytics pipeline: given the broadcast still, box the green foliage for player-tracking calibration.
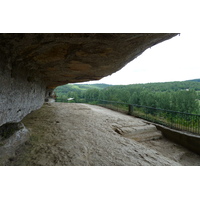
[55,81,200,114]
[55,83,111,103]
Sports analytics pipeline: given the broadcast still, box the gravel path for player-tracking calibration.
[7,103,200,166]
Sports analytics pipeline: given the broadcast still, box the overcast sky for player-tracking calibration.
[81,33,200,85]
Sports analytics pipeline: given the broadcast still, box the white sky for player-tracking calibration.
[82,33,200,85]
[1,1,199,86]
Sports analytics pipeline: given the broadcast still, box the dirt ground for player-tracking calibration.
[6,103,200,166]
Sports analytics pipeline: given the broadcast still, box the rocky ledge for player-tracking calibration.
[4,103,182,166]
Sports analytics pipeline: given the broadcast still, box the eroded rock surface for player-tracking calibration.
[0,33,178,88]
[5,103,182,166]
[0,122,29,165]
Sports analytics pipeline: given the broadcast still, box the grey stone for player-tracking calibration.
[0,61,46,127]
[0,122,29,165]
[7,103,180,166]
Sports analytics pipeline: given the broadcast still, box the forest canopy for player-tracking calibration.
[55,80,200,114]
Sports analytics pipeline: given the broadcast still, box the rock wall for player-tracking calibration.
[0,51,46,127]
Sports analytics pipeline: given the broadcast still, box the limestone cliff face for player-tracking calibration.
[0,33,178,127]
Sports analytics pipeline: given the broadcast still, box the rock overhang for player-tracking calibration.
[0,33,178,89]
[0,33,178,127]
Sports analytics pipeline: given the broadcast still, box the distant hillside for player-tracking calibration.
[107,81,200,92]
[185,78,200,82]
[55,83,111,93]
[75,83,112,90]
